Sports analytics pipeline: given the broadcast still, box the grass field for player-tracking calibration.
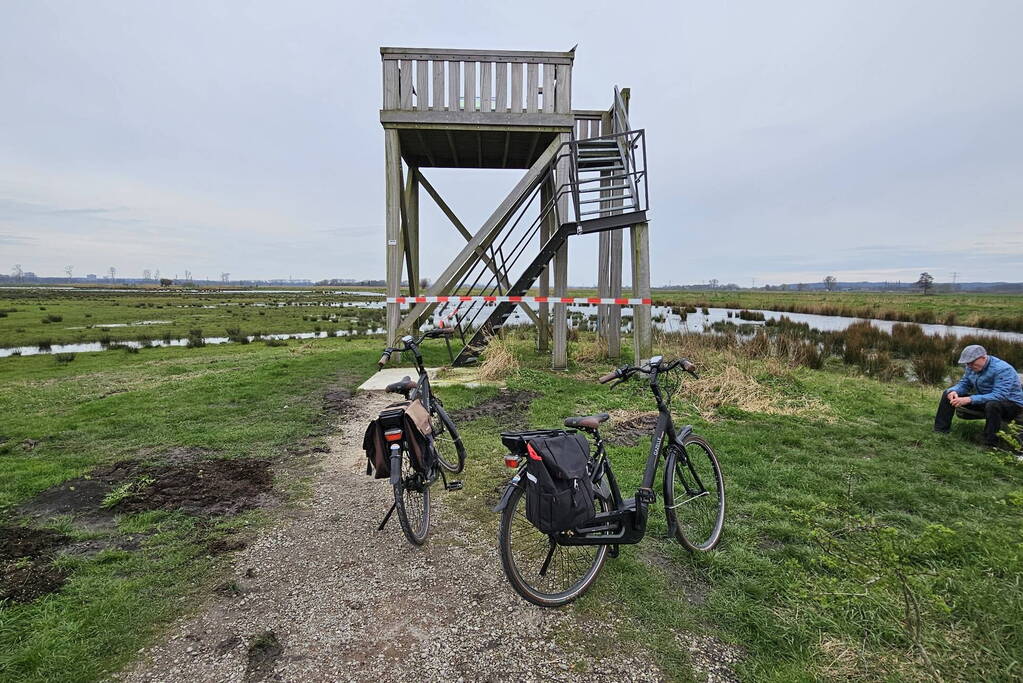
[0,287,386,348]
[562,288,1023,333]
[2,287,1022,681]
[446,333,1023,681]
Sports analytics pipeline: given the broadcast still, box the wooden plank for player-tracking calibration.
[542,63,555,114]
[396,138,562,334]
[405,167,419,294]
[379,110,575,127]
[383,60,399,109]
[510,62,523,113]
[480,62,492,113]
[555,63,571,113]
[463,61,477,112]
[381,47,575,64]
[537,177,553,352]
[448,61,460,111]
[399,59,413,109]
[608,228,622,357]
[501,131,510,168]
[597,229,610,343]
[384,129,403,343]
[495,62,508,112]
[526,63,539,113]
[415,60,429,111]
[432,60,445,110]
[398,163,416,296]
[590,119,601,138]
[630,221,651,362]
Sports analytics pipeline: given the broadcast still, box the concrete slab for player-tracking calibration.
[358,367,441,391]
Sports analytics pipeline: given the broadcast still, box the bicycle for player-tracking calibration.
[494,355,725,607]
[375,328,467,545]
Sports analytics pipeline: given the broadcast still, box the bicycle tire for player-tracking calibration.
[393,450,431,546]
[663,433,725,551]
[497,484,609,607]
[430,402,466,474]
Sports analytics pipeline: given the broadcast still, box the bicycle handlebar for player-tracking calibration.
[598,357,700,385]
[378,351,392,368]
[377,327,453,370]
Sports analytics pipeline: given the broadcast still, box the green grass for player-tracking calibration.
[0,334,408,681]
[0,287,385,348]
[561,288,1023,332]
[446,335,1023,681]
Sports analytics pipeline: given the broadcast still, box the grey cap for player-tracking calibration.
[957,344,987,364]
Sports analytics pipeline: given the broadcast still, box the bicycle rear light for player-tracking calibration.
[383,429,403,442]
[504,453,521,468]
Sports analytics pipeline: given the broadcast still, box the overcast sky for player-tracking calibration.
[2,0,1021,286]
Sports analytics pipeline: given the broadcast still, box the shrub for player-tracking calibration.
[737,309,765,322]
[186,329,205,348]
[54,353,76,364]
[37,339,53,351]
[264,338,288,347]
[913,353,951,385]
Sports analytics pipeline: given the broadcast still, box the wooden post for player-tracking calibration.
[597,230,610,344]
[608,229,623,358]
[398,169,415,290]
[385,129,403,345]
[630,221,651,362]
[538,178,552,352]
[552,132,571,370]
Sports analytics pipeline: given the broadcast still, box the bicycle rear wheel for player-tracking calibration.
[497,485,609,607]
[663,434,725,551]
[430,403,466,474]
[394,451,431,546]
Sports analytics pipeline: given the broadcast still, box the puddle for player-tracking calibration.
[65,320,171,329]
[0,328,387,358]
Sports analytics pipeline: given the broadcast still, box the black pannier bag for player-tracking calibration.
[523,432,595,534]
[362,400,434,479]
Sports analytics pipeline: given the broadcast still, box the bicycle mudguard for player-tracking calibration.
[671,425,694,447]
[492,473,523,512]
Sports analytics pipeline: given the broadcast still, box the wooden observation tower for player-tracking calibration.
[380,46,651,368]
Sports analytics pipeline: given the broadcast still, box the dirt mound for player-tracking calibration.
[0,525,70,603]
[606,412,660,446]
[109,459,273,516]
[322,387,354,414]
[18,457,274,522]
[448,389,538,429]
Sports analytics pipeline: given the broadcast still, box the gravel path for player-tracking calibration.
[120,391,667,682]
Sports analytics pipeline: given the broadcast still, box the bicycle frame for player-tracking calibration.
[494,359,701,547]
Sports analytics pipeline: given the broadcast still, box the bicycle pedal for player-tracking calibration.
[445,480,464,491]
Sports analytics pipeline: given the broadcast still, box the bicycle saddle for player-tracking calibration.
[385,376,416,394]
[563,413,610,430]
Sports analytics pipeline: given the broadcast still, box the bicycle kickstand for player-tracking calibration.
[377,502,397,531]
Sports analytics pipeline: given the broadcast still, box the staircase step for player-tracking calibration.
[577,184,632,193]
[578,194,633,205]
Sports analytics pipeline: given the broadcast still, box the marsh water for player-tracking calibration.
[3,302,1021,358]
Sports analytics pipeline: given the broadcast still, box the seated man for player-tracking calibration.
[934,344,1023,447]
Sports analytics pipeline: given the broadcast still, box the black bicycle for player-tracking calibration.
[494,355,725,606]
[376,328,467,545]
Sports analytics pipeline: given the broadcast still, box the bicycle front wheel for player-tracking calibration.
[394,451,431,546]
[430,403,466,474]
[497,485,609,608]
[663,434,725,551]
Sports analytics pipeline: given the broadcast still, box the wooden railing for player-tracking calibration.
[381,48,574,115]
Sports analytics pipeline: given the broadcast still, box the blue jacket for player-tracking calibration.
[948,355,1023,406]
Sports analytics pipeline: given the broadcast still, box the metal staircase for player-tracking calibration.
[443,127,648,365]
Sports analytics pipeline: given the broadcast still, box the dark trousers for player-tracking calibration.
[935,390,1023,445]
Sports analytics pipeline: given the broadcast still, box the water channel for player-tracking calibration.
[2,304,1021,359]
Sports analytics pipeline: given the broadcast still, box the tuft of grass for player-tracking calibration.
[478,335,520,381]
[53,352,76,364]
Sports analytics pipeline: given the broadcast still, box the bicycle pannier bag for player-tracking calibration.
[362,400,435,479]
[524,432,595,534]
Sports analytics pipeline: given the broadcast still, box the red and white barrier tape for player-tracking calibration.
[386,295,652,305]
